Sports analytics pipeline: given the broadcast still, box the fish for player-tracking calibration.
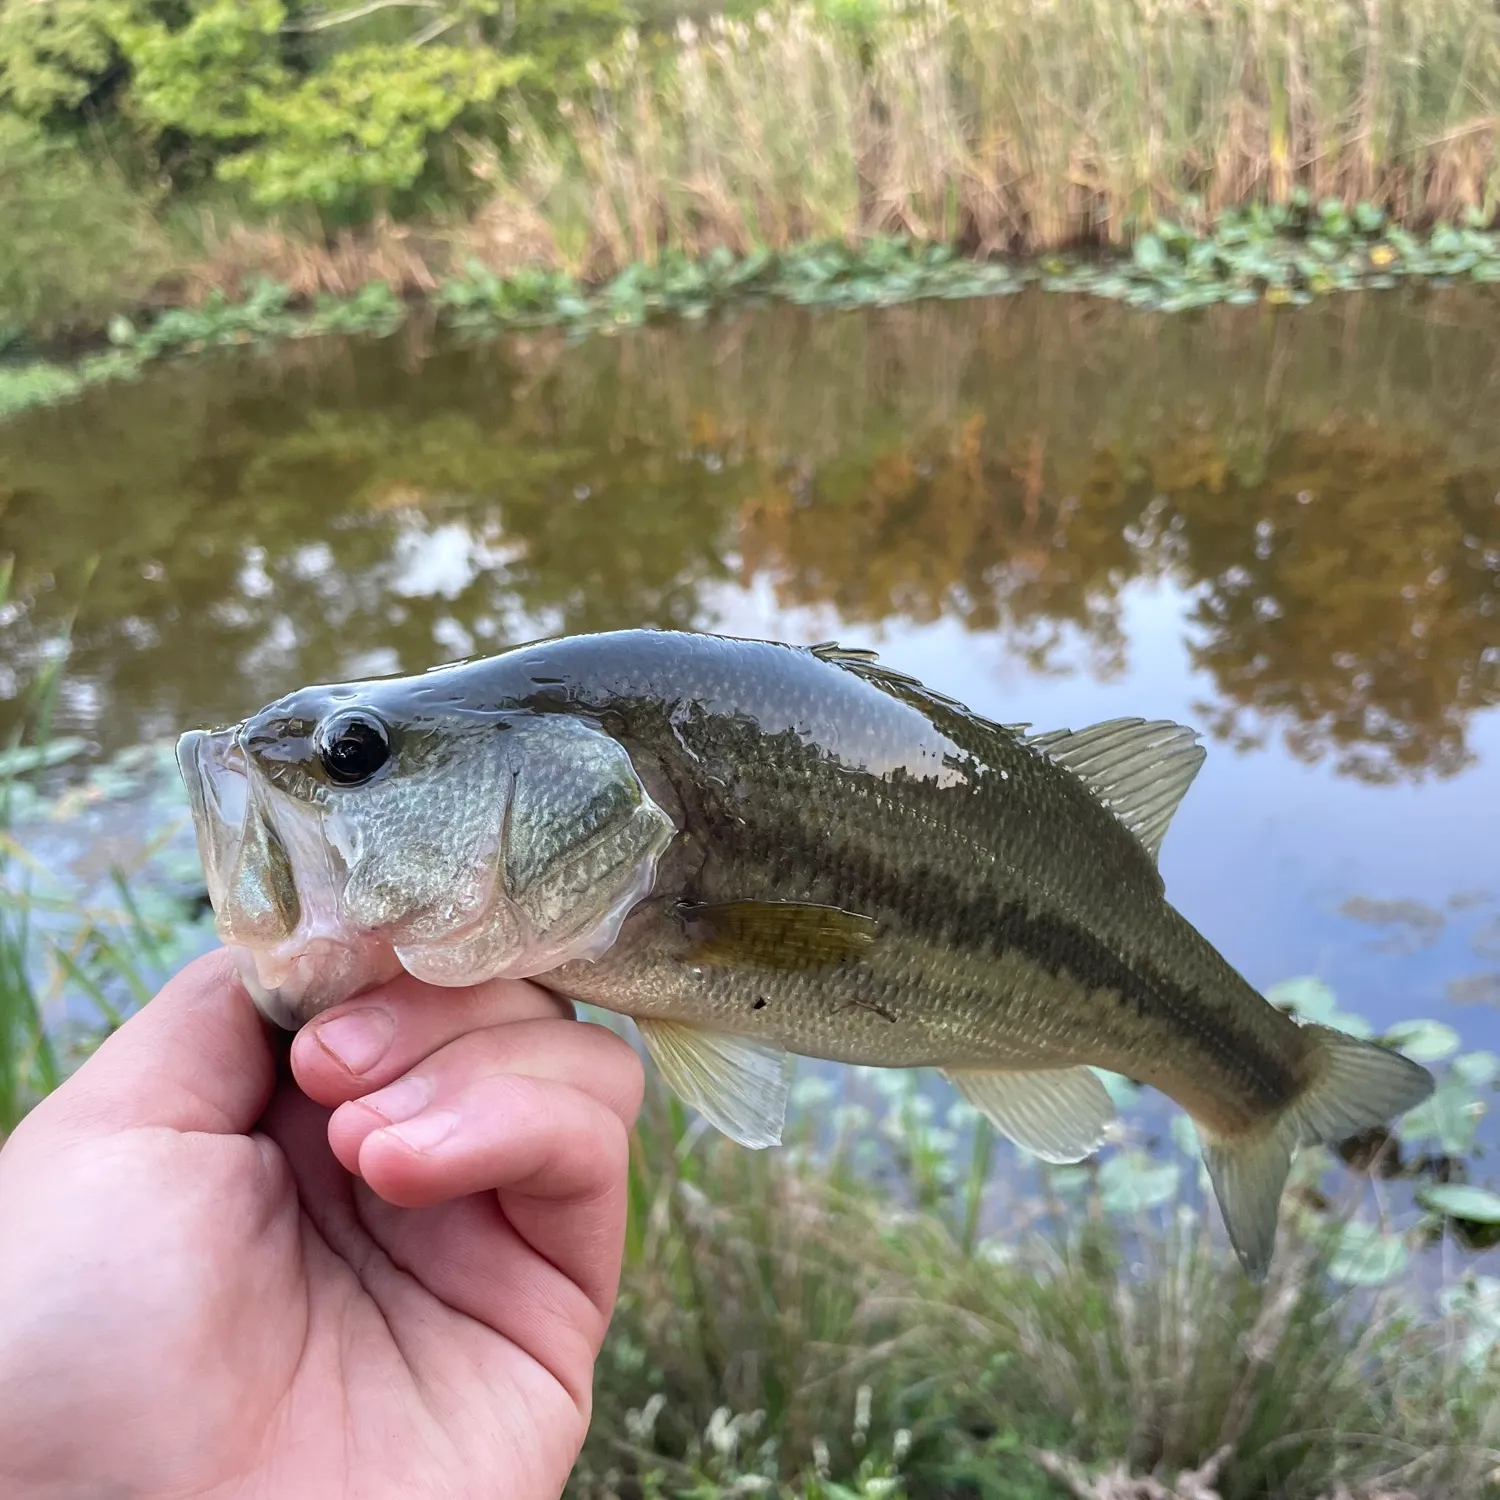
[175,628,1435,1280]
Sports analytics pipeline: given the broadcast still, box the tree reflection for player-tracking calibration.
[1155,421,1500,780]
[0,293,1497,781]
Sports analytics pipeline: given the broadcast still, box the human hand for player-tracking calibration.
[0,947,643,1500]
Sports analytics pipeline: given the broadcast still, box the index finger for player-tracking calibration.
[290,971,574,1108]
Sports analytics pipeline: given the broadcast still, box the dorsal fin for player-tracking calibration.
[1025,718,1205,862]
[807,641,1030,735]
[805,645,1200,856]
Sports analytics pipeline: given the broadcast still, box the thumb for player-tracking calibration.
[31,947,277,1139]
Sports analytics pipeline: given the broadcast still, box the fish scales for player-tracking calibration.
[542,636,1297,1126]
[176,627,1435,1280]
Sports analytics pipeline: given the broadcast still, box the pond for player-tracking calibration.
[3,287,1497,1057]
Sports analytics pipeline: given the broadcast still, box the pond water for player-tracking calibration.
[2,288,1498,1062]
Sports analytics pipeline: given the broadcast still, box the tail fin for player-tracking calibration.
[1199,1025,1435,1281]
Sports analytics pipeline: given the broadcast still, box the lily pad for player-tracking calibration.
[1453,1051,1499,1087]
[1265,977,1373,1037]
[0,737,89,777]
[1419,1184,1500,1224]
[1382,1019,1461,1063]
[1399,1076,1484,1155]
[1438,1275,1500,1369]
[1131,235,1175,278]
[1328,1220,1409,1286]
[1043,1164,1093,1196]
[1093,1069,1142,1108]
[1098,1152,1180,1214]
[1266,976,1338,1021]
[1170,1114,1201,1157]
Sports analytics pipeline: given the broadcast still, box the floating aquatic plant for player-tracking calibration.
[5,211,1500,425]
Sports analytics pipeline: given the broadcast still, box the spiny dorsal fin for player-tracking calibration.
[807,642,1030,736]
[1026,718,1205,862]
[809,641,883,667]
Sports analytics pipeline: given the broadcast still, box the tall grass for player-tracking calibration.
[0,557,158,1132]
[0,557,64,1131]
[579,1081,1500,1499]
[490,0,1500,274]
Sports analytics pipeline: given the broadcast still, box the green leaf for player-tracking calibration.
[1266,976,1337,1021]
[1132,233,1169,275]
[1098,1152,1180,1213]
[1170,1113,1202,1159]
[1093,1069,1142,1108]
[1043,1164,1093,1195]
[1383,1019,1460,1062]
[1419,1184,1500,1224]
[1399,1077,1482,1155]
[0,736,89,776]
[1328,1221,1408,1286]
[1453,1051,1499,1088]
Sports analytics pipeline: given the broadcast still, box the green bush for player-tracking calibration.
[109,1,527,214]
[0,0,115,119]
[0,116,176,339]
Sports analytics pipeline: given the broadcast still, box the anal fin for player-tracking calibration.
[942,1065,1115,1163]
[637,1018,791,1149]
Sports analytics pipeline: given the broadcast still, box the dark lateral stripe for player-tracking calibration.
[727,800,1298,1111]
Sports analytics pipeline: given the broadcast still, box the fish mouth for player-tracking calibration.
[175,724,402,1029]
[176,726,249,912]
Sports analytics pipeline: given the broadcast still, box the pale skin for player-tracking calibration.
[0,947,645,1500]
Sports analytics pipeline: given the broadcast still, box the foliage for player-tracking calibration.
[0,114,178,339]
[0,0,1498,332]
[499,0,1500,272]
[108,0,528,212]
[0,730,217,1131]
[5,206,1500,405]
[0,0,115,118]
[222,44,526,210]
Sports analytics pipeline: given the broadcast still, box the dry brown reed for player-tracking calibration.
[183,214,447,303]
[489,0,1500,274]
[177,0,1500,294]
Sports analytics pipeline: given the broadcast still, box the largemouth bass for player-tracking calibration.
[176,629,1433,1279]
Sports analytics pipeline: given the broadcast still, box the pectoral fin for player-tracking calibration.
[677,900,880,971]
[637,1018,792,1149]
[942,1065,1116,1163]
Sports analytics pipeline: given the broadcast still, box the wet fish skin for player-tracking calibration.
[177,629,1435,1279]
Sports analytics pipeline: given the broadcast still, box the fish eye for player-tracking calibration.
[316,712,391,787]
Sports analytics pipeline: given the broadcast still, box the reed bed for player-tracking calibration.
[485,0,1500,275]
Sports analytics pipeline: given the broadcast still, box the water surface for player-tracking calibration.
[2,288,1497,1047]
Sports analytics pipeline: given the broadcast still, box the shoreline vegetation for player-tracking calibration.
[4,0,1500,417]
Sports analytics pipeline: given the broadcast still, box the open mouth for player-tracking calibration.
[176,727,250,913]
[175,725,403,1030]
